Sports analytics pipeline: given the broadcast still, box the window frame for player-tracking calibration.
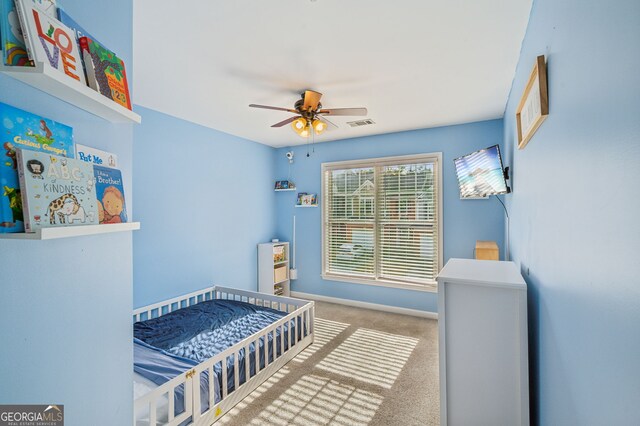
[321,152,443,293]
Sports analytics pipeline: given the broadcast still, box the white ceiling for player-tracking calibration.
[133,0,532,148]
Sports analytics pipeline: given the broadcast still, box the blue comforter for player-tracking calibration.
[134,300,304,395]
[134,338,220,416]
[134,300,288,356]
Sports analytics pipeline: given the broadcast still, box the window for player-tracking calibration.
[322,153,442,290]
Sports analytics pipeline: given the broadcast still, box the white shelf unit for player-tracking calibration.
[294,204,318,208]
[0,62,141,124]
[437,258,529,426]
[275,188,297,192]
[258,242,290,296]
[0,222,140,240]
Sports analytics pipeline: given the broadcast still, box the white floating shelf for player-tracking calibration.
[275,188,297,192]
[295,204,318,208]
[0,62,141,124]
[0,222,140,240]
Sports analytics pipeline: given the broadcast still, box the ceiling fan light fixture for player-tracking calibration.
[312,119,326,135]
[292,117,313,137]
[250,90,367,139]
[291,117,307,132]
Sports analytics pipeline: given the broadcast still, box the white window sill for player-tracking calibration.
[321,273,437,293]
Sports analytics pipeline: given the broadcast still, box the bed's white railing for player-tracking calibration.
[134,286,314,426]
[133,287,216,323]
[132,286,313,323]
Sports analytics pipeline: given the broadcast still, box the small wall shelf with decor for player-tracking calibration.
[0,63,141,124]
[274,180,295,191]
[0,222,140,240]
[295,192,317,208]
[258,242,290,296]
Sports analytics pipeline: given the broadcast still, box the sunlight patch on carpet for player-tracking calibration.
[248,374,383,426]
[293,318,350,363]
[217,367,291,424]
[316,328,418,389]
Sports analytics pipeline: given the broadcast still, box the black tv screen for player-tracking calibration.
[454,145,509,198]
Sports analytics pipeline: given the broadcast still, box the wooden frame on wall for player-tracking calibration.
[516,55,549,149]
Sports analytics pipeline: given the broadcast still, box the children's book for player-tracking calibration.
[301,193,317,206]
[0,102,74,233]
[56,8,99,49]
[275,180,295,190]
[93,165,127,224]
[56,8,100,81]
[16,149,98,232]
[273,245,285,262]
[14,0,86,84]
[79,36,131,109]
[0,0,56,66]
[76,144,118,169]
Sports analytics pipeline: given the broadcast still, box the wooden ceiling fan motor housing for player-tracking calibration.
[249,89,368,132]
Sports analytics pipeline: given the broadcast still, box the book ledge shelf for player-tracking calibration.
[0,222,140,240]
[275,188,297,192]
[0,62,141,124]
[295,204,318,208]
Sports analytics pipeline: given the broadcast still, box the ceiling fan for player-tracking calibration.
[249,90,367,137]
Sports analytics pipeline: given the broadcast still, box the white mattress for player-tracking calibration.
[134,372,161,399]
[134,371,218,425]
[134,372,170,425]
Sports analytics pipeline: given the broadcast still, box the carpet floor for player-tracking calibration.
[217,300,440,426]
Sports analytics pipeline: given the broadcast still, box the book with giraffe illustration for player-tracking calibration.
[0,102,75,233]
[16,149,98,232]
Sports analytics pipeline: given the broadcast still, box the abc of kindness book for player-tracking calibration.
[16,149,98,232]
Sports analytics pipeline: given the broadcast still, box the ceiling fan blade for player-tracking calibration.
[271,116,299,128]
[317,115,338,129]
[318,107,368,116]
[303,90,323,111]
[249,104,298,113]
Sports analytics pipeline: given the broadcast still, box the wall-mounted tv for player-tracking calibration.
[454,145,510,199]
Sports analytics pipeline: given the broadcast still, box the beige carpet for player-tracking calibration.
[217,301,440,426]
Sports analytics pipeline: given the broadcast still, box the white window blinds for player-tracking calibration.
[322,153,442,287]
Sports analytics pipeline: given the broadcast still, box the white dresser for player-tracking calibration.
[437,258,529,426]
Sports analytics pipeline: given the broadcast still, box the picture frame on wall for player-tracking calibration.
[516,55,549,149]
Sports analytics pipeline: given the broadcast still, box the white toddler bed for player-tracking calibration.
[133,286,315,425]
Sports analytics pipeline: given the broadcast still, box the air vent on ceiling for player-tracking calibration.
[347,119,375,128]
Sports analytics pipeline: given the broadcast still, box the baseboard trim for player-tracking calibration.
[290,291,438,320]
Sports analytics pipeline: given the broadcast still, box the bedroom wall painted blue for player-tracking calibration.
[273,119,506,312]
[0,1,134,425]
[132,107,276,308]
[502,0,640,424]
